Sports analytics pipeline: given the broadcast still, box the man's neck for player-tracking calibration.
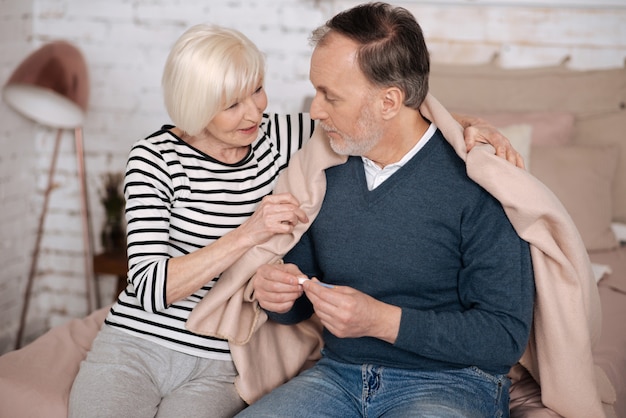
[366,110,430,168]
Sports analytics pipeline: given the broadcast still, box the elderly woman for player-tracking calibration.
[68,24,519,418]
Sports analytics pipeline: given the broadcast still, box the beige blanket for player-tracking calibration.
[187,123,346,403]
[186,94,613,417]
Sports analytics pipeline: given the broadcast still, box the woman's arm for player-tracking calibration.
[125,139,308,311]
[165,193,308,304]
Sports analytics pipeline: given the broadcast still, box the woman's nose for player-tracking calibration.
[243,97,263,119]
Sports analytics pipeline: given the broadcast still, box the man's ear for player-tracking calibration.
[380,87,403,120]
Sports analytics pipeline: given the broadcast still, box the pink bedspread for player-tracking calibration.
[0,307,108,418]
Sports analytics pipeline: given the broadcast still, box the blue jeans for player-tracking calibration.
[237,353,510,418]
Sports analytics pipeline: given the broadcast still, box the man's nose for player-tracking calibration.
[309,93,327,121]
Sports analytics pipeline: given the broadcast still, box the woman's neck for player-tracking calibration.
[172,127,250,164]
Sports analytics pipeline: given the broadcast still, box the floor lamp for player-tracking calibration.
[2,41,97,349]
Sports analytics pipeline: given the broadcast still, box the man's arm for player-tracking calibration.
[453,113,525,169]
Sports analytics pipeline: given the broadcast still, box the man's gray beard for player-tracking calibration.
[323,109,382,157]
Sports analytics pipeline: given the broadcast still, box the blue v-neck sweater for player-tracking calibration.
[274,129,534,375]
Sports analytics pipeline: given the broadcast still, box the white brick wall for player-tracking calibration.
[1,0,625,354]
[0,0,38,353]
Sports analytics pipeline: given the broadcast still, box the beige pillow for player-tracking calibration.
[529,145,619,252]
[459,111,575,146]
[574,109,626,224]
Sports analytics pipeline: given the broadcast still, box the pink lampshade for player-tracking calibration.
[3,41,89,129]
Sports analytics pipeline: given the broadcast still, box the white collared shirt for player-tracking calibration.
[362,123,437,190]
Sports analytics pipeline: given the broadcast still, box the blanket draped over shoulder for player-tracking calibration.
[186,94,614,417]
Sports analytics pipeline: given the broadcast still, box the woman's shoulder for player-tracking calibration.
[257,112,315,154]
[130,125,180,152]
[259,112,313,133]
[143,125,178,145]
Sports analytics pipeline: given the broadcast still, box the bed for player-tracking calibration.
[1,63,625,417]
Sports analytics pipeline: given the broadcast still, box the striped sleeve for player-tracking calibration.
[267,112,316,171]
[124,139,174,313]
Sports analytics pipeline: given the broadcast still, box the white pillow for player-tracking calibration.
[612,222,626,243]
[498,124,533,168]
[591,263,612,283]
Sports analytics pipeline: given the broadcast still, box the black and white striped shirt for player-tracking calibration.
[104,113,315,360]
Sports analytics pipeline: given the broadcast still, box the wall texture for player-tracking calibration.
[1,0,625,353]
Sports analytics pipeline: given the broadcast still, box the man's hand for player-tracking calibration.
[252,263,304,313]
[453,113,526,169]
[302,279,401,344]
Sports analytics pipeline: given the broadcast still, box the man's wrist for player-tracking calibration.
[375,303,402,344]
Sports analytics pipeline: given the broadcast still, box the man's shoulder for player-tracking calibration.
[416,131,471,178]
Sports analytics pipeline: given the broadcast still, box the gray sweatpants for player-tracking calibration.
[69,325,246,418]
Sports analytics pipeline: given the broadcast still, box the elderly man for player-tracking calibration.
[237,2,534,417]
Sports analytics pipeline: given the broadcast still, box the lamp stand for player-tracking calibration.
[15,128,97,349]
[75,126,99,313]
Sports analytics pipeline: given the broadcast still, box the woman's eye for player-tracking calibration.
[254,86,263,94]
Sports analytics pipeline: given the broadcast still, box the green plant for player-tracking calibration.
[99,172,125,252]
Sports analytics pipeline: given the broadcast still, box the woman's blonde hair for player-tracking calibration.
[162,24,265,136]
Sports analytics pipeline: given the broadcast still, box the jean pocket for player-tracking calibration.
[465,366,511,416]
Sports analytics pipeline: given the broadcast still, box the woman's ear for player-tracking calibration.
[380,87,403,120]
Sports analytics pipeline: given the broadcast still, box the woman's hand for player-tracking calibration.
[454,113,526,169]
[239,193,309,246]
